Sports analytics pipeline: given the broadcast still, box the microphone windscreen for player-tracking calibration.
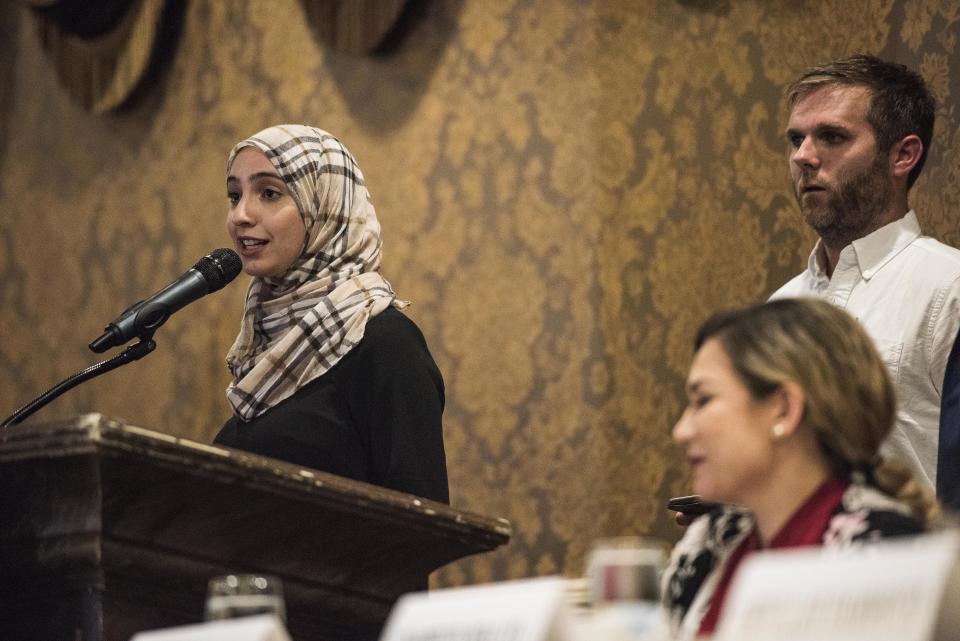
[194,248,242,291]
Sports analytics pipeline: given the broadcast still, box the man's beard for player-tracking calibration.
[795,153,894,248]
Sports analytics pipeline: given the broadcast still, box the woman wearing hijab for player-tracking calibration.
[663,298,935,639]
[214,124,448,504]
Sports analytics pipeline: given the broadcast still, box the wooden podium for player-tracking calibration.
[0,414,511,641]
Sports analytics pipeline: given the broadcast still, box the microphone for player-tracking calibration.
[89,248,242,353]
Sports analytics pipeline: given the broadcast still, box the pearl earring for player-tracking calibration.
[771,423,786,438]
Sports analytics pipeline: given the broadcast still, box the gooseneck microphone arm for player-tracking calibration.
[0,338,156,429]
[1,248,242,430]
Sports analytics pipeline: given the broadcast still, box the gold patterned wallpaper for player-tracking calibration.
[1,0,959,586]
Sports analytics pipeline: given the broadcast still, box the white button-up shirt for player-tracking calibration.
[771,211,960,489]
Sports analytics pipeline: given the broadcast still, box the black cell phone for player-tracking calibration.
[666,494,721,515]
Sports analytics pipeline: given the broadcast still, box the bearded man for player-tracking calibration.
[770,54,960,506]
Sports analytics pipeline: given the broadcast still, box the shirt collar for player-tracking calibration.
[805,211,921,282]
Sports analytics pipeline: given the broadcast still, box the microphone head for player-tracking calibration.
[194,248,242,292]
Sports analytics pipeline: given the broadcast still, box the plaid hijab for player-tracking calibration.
[225,125,405,420]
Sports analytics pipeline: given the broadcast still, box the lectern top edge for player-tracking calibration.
[0,412,512,545]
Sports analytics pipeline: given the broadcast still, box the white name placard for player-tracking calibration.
[129,614,291,641]
[379,576,574,641]
[715,529,960,641]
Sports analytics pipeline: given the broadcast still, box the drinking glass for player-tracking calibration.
[586,536,667,603]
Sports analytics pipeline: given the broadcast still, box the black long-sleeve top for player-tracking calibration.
[215,307,449,504]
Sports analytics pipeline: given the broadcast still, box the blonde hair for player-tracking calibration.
[695,298,937,522]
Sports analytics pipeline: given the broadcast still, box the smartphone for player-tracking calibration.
[666,494,721,515]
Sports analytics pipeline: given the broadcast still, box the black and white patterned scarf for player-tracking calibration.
[660,480,923,640]
[225,124,405,420]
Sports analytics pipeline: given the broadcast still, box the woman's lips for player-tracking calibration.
[237,237,267,255]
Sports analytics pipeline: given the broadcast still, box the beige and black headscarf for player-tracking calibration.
[225,124,405,421]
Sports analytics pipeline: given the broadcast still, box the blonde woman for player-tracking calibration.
[663,298,932,639]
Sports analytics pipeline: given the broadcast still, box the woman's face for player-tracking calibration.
[672,338,781,506]
[226,147,306,278]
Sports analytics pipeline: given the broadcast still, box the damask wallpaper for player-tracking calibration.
[1,0,958,587]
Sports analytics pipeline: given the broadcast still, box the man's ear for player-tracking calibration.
[771,381,806,437]
[891,134,924,179]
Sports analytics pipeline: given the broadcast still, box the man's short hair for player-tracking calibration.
[786,54,936,189]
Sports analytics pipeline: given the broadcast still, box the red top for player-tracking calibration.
[697,475,850,635]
